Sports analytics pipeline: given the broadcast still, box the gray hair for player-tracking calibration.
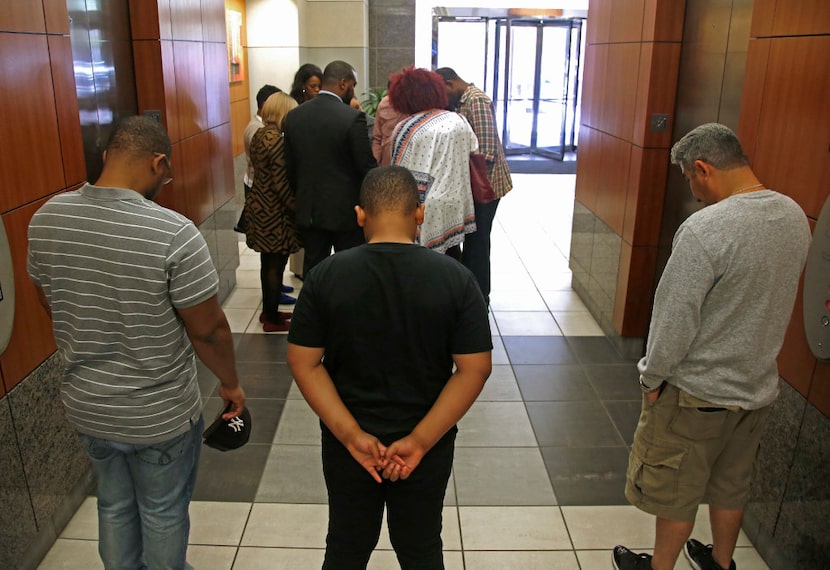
[670,123,748,173]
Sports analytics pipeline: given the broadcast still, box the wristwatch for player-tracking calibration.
[639,374,659,393]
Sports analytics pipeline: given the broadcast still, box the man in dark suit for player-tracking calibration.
[283,60,377,275]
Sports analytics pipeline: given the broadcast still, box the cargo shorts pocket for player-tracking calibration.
[628,444,686,507]
[668,405,728,440]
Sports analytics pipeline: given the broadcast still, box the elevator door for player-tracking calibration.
[68,0,138,183]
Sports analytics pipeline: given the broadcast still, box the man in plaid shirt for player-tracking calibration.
[437,67,513,306]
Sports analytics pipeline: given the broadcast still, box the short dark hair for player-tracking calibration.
[289,64,322,104]
[256,84,281,110]
[360,166,420,216]
[435,67,461,82]
[323,60,356,86]
[388,66,448,115]
[106,115,171,159]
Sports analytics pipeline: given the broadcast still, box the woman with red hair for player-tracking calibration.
[389,66,478,255]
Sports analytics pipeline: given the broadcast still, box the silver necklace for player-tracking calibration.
[730,182,764,196]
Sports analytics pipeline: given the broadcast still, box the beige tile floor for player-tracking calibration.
[38,175,769,569]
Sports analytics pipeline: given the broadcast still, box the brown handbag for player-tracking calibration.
[469,153,496,204]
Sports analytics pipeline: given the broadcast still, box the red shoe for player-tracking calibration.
[260,311,292,323]
[262,319,290,333]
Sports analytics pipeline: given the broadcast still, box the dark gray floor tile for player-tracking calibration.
[566,337,636,365]
[502,336,577,365]
[526,401,625,447]
[584,364,641,400]
[234,334,289,362]
[203,397,286,445]
[540,446,630,505]
[514,365,597,401]
[192,443,271,502]
[196,360,219,398]
[604,400,642,446]
[233,362,294,399]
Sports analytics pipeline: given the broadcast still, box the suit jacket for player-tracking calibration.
[283,92,377,232]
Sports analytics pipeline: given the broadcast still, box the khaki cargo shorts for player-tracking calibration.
[625,383,771,522]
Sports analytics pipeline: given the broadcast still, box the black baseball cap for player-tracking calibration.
[203,403,252,451]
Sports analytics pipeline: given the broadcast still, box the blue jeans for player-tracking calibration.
[78,417,203,570]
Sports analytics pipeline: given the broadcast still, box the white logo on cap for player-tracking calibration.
[228,417,245,433]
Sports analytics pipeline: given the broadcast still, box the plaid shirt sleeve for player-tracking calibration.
[459,86,513,199]
[461,91,499,163]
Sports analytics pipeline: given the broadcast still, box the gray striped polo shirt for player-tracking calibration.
[27,184,218,444]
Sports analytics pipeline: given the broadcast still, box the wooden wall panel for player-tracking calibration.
[202,0,226,43]
[586,0,610,46]
[642,0,685,42]
[752,36,830,219]
[47,36,86,188]
[737,39,770,162]
[0,202,58,394]
[180,132,214,225]
[750,0,777,37]
[623,147,669,247]
[633,42,682,148]
[173,41,208,138]
[613,243,658,336]
[0,0,45,34]
[609,0,645,44]
[133,40,166,115]
[0,33,65,212]
[160,40,181,142]
[580,44,601,131]
[230,99,250,156]
[603,43,639,141]
[777,277,816,397]
[170,0,203,41]
[43,0,69,35]
[209,123,235,208]
[771,0,830,37]
[574,126,599,213]
[129,0,161,40]
[155,145,188,217]
[204,42,231,129]
[595,132,631,235]
[809,361,830,418]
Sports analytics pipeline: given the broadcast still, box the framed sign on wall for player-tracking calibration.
[226,9,243,82]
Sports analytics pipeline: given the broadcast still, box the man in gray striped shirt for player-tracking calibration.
[28,116,246,570]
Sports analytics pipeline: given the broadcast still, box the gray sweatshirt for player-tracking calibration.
[638,190,811,409]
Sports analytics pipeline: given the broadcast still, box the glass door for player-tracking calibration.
[434,14,584,160]
[494,18,582,159]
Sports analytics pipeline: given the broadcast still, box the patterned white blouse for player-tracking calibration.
[391,110,478,253]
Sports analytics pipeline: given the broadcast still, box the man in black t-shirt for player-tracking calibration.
[287,166,492,569]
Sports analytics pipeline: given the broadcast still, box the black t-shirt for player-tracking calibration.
[288,242,492,436]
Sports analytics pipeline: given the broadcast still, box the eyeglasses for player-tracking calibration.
[153,152,174,185]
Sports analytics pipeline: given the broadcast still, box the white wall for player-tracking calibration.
[246,0,369,113]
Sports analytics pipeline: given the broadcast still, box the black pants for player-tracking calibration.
[260,252,288,323]
[321,429,456,570]
[462,198,499,305]
[301,227,365,276]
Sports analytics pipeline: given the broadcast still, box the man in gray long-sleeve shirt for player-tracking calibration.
[612,124,811,570]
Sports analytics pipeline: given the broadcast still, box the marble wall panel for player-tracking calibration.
[198,208,239,306]
[0,397,38,567]
[745,381,806,542]
[7,353,90,530]
[773,404,830,569]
